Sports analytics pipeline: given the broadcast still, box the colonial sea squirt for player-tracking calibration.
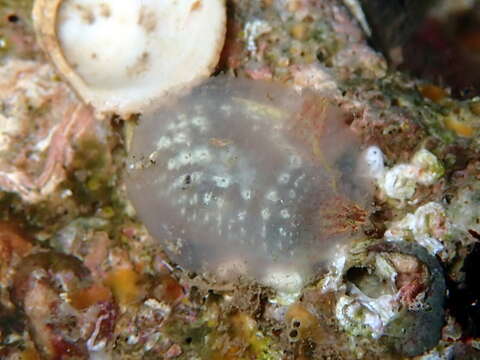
[126,77,373,292]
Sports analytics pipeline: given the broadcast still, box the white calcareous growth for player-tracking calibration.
[32,0,226,117]
[126,77,373,290]
[385,202,451,256]
[363,147,444,204]
[335,289,399,339]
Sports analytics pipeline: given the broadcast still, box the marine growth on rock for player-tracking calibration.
[126,77,373,290]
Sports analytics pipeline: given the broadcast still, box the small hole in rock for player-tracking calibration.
[7,14,19,23]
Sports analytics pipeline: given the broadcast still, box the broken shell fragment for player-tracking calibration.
[335,241,446,357]
[32,0,226,116]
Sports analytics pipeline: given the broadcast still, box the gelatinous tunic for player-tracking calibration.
[126,77,371,287]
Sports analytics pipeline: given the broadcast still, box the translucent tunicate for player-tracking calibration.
[126,77,372,289]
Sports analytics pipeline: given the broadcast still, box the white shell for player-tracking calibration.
[33,0,226,117]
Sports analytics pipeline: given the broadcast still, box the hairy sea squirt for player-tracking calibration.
[126,77,373,290]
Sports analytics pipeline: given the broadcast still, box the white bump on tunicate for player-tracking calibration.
[279,227,287,237]
[173,132,188,144]
[289,190,296,199]
[280,209,291,219]
[167,158,177,170]
[294,174,306,188]
[220,104,232,115]
[261,208,271,220]
[170,175,191,191]
[241,190,252,200]
[156,136,172,150]
[238,211,247,221]
[213,176,230,188]
[191,171,203,182]
[177,120,189,130]
[203,192,213,205]
[178,152,192,166]
[278,173,290,184]
[192,147,211,163]
[191,116,208,132]
[266,190,279,202]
